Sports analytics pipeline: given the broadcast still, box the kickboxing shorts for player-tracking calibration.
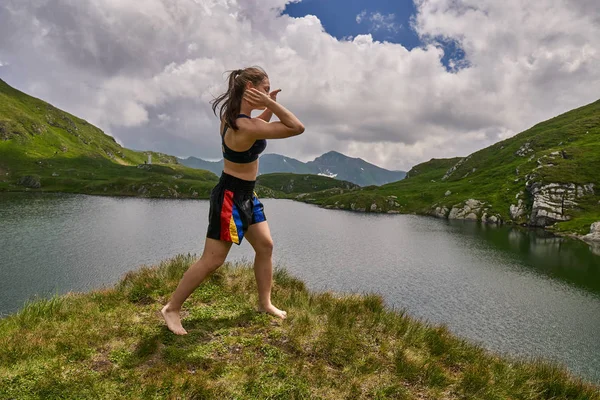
[206,171,267,245]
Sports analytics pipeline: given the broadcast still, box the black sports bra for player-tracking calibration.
[221,114,267,163]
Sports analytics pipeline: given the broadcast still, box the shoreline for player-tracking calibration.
[3,187,599,248]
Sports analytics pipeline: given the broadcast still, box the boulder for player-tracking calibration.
[448,199,484,220]
[510,199,526,220]
[583,222,600,243]
[433,206,449,218]
[18,175,41,188]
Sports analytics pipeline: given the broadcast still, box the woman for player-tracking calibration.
[161,66,305,335]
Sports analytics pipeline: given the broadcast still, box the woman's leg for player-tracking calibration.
[161,238,232,334]
[244,221,287,319]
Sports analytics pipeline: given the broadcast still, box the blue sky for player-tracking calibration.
[283,0,465,69]
[284,0,420,47]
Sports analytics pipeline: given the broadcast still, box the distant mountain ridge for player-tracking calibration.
[180,151,406,186]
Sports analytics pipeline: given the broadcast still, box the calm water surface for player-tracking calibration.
[1,192,599,384]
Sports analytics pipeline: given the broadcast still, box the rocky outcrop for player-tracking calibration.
[583,222,600,243]
[433,206,449,218]
[515,142,534,157]
[509,191,527,221]
[442,156,471,181]
[481,213,500,224]
[431,199,502,224]
[525,179,595,226]
[18,175,41,188]
[448,199,485,220]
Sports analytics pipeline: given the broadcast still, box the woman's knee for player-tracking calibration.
[199,253,227,271]
[255,239,274,257]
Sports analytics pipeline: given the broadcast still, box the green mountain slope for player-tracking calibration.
[0,79,218,198]
[257,173,358,196]
[299,100,600,236]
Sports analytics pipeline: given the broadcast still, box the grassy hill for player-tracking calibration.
[300,100,600,236]
[0,79,218,198]
[257,173,358,196]
[1,254,598,399]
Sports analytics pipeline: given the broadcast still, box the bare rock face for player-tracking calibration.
[526,181,595,226]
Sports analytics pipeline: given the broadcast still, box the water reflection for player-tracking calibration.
[447,220,600,295]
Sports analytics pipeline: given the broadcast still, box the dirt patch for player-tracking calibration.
[114,157,131,166]
[89,347,114,373]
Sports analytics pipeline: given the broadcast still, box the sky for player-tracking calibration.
[0,0,598,171]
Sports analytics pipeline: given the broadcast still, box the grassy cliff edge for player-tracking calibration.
[1,254,598,399]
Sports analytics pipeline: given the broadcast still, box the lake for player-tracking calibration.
[1,192,599,384]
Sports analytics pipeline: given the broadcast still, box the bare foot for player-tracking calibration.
[160,304,188,335]
[257,304,287,319]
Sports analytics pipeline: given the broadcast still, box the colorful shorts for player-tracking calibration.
[206,172,266,245]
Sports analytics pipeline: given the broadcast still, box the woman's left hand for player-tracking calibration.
[269,89,282,101]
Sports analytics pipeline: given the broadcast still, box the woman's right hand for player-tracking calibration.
[243,88,272,109]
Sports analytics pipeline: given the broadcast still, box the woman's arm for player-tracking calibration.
[256,89,281,122]
[242,88,305,140]
[256,109,273,122]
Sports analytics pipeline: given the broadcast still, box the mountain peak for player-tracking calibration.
[313,150,358,163]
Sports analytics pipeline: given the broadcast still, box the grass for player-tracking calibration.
[0,254,598,399]
[0,78,220,199]
[256,173,359,196]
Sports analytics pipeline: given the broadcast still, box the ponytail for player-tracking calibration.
[210,66,268,130]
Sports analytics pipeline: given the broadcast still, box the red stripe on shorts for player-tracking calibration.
[220,190,234,241]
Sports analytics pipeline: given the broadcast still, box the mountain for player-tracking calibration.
[295,99,600,238]
[307,151,406,186]
[0,78,218,198]
[180,151,406,186]
[176,156,223,176]
[257,153,314,175]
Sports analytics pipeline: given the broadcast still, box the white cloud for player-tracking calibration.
[0,0,598,171]
[370,12,402,33]
[356,10,402,34]
[356,10,366,24]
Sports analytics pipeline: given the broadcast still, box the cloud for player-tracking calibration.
[0,0,598,171]
[356,10,402,33]
[356,10,366,24]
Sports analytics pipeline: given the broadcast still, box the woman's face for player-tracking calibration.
[245,77,270,110]
[249,77,270,95]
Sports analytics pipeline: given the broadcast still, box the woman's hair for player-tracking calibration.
[210,66,268,130]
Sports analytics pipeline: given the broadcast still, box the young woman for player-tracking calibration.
[161,66,305,335]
